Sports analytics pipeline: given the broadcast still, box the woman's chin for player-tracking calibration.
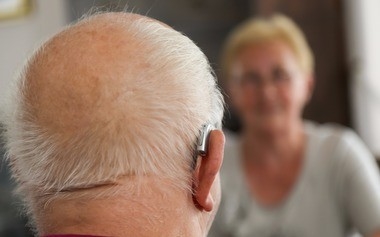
[247,116,288,134]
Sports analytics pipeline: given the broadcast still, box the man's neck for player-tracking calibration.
[36,177,207,237]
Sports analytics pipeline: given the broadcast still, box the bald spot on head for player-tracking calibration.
[8,11,221,198]
[23,13,158,140]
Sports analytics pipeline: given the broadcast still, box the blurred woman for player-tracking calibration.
[210,14,380,237]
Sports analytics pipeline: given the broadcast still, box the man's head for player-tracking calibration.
[2,12,224,236]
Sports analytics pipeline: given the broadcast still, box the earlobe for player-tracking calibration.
[306,74,315,102]
[192,130,225,212]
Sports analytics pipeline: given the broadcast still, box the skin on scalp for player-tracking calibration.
[25,13,150,140]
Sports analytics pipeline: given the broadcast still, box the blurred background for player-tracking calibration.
[0,0,379,236]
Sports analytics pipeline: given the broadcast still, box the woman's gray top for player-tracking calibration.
[209,122,380,237]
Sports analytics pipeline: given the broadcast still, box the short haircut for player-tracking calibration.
[1,12,224,213]
[221,14,314,82]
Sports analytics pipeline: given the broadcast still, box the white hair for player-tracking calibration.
[1,13,224,213]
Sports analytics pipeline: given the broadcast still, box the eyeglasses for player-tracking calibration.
[234,66,294,89]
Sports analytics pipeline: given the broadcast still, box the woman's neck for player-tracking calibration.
[242,120,305,164]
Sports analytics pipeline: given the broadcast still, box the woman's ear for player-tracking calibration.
[305,73,315,102]
[192,130,225,212]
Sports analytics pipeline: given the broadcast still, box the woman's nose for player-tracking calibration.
[259,80,276,100]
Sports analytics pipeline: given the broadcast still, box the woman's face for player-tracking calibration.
[229,40,313,132]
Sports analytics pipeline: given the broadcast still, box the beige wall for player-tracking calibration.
[0,0,68,98]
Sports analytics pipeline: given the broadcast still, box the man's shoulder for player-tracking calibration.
[42,235,108,237]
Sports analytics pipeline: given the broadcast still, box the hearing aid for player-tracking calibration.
[197,124,214,156]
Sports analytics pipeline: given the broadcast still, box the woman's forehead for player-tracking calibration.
[234,41,300,69]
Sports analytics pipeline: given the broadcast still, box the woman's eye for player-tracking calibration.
[273,68,290,82]
[241,72,260,85]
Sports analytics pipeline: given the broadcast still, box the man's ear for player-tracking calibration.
[193,130,225,212]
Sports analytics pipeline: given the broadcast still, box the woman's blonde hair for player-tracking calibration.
[221,14,314,82]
